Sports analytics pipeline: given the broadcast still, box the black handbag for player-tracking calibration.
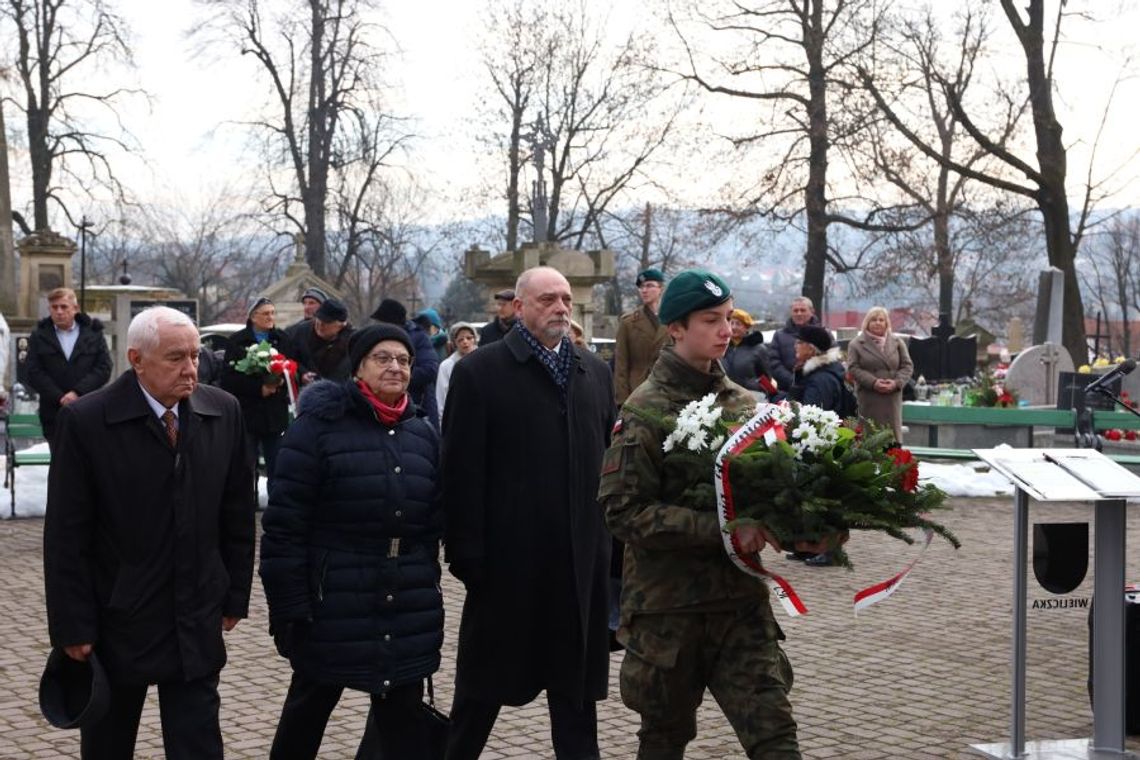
[419,677,451,759]
[360,677,450,760]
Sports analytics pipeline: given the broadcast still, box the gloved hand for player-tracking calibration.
[272,620,308,658]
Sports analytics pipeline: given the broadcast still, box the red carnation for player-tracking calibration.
[888,447,919,492]
[1105,429,1123,441]
[1126,430,1137,441]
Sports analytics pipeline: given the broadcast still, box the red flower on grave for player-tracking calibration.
[1105,429,1123,441]
[888,447,919,492]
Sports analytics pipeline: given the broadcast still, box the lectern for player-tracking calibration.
[971,448,1140,759]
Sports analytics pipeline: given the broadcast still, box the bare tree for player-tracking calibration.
[847,5,1029,318]
[1080,213,1140,357]
[193,0,404,279]
[2,0,143,230]
[334,179,453,320]
[859,0,1112,365]
[664,0,914,310]
[480,1,684,251]
[87,194,288,324]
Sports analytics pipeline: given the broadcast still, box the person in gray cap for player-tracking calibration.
[478,288,517,345]
[293,298,354,384]
[284,286,330,344]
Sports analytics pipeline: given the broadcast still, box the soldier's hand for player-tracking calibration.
[734,524,783,554]
[64,643,93,662]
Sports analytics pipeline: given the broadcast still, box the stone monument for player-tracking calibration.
[1003,343,1073,406]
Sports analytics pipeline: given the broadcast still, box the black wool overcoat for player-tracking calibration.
[43,372,255,685]
[442,328,615,706]
[23,313,113,436]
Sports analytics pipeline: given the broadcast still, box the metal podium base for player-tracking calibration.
[971,738,1138,759]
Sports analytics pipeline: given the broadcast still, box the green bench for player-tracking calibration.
[902,404,1140,447]
[3,413,49,518]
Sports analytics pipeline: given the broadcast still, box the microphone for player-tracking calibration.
[1085,358,1137,394]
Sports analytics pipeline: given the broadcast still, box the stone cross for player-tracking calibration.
[522,116,554,243]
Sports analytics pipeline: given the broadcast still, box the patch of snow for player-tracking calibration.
[1,443,269,519]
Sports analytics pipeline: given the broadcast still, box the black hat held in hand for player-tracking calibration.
[39,648,111,730]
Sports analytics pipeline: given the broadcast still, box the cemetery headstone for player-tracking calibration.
[1004,343,1073,406]
[1032,267,1064,345]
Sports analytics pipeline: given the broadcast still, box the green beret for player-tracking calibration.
[657,269,732,324]
[635,268,665,286]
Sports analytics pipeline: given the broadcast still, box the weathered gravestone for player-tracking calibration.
[909,313,978,381]
[1004,343,1073,406]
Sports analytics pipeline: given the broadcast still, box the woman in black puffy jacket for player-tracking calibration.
[260,324,443,760]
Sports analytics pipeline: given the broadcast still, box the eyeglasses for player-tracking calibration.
[366,351,411,368]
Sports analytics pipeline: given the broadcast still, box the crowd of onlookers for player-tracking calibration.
[18,272,914,760]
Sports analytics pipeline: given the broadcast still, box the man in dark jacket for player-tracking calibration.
[477,288,517,345]
[293,298,354,384]
[24,287,113,441]
[283,286,330,345]
[44,306,255,759]
[769,296,819,391]
[442,266,615,760]
[371,298,440,428]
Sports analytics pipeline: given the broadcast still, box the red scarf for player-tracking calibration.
[356,380,408,426]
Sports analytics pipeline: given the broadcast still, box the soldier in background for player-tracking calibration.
[601,269,836,759]
[613,268,668,405]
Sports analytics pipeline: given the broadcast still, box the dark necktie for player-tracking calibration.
[161,410,178,449]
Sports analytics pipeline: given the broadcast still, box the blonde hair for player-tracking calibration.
[47,287,77,304]
[861,306,891,334]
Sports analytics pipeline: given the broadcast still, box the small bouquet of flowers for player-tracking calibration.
[231,340,299,416]
[964,372,1018,408]
[641,395,958,569]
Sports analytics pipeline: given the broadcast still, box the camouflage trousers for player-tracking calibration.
[618,604,799,760]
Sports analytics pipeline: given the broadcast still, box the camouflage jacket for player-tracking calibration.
[600,345,771,618]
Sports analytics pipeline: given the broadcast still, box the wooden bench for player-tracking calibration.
[3,412,48,518]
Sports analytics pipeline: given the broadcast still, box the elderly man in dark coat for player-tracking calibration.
[44,306,255,759]
[442,266,615,760]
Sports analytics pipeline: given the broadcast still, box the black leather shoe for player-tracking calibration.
[785,551,814,561]
[804,552,833,567]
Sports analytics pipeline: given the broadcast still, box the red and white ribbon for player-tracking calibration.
[852,528,933,614]
[269,357,299,418]
[715,405,809,617]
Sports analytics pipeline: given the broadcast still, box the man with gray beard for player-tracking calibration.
[441,266,615,760]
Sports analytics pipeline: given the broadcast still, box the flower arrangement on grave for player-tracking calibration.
[964,372,1019,408]
[633,395,958,571]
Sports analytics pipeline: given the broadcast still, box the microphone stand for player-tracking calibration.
[1079,385,1140,449]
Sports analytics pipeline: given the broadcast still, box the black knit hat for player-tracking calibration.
[796,324,833,353]
[315,298,348,323]
[349,324,415,374]
[370,298,407,325]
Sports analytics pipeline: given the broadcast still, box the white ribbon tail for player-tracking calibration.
[715,405,807,617]
[852,528,934,614]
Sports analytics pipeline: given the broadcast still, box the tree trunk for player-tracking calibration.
[305,0,328,278]
[506,105,522,252]
[1015,0,1088,364]
[800,3,829,309]
[0,102,17,313]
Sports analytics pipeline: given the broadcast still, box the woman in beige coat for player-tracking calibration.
[846,306,914,442]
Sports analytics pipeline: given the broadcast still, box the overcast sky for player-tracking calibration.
[8,0,1140,228]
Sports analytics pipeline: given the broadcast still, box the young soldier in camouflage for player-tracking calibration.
[600,269,807,759]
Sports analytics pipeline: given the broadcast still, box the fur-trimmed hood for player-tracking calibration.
[297,378,421,423]
[801,346,842,376]
[739,330,765,348]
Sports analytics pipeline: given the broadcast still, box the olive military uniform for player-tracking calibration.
[613,305,669,405]
[599,345,800,759]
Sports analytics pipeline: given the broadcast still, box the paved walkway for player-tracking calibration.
[3,497,1140,758]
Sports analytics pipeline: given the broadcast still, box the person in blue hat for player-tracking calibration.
[614,268,669,405]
